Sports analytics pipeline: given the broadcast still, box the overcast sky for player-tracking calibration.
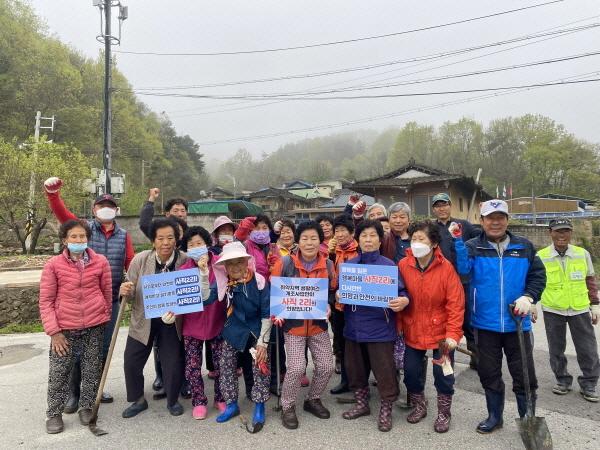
[27,0,600,165]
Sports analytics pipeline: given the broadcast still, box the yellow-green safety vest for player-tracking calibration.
[538,245,589,311]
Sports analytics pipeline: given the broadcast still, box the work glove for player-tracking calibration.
[352,200,367,219]
[348,194,360,206]
[531,302,538,323]
[270,315,285,327]
[513,296,533,316]
[273,220,283,234]
[444,338,458,350]
[448,222,462,239]
[161,311,176,325]
[591,304,600,325]
[234,216,256,241]
[44,177,63,193]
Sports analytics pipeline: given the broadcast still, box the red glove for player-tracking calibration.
[270,315,285,327]
[352,200,367,218]
[448,222,462,238]
[44,177,63,194]
[234,216,256,240]
[258,360,271,376]
[348,194,361,206]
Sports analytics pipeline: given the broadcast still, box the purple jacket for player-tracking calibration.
[343,250,406,343]
[181,256,226,341]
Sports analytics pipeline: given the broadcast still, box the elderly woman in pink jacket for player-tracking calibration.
[39,219,112,434]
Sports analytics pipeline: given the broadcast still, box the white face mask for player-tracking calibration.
[218,235,233,245]
[96,207,117,221]
[411,242,431,258]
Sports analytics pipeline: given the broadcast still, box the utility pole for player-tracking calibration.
[141,159,151,188]
[94,0,127,195]
[102,0,112,194]
[25,111,55,251]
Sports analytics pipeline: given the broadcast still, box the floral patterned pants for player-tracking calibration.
[219,339,270,404]
[47,325,104,417]
[184,336,224,407]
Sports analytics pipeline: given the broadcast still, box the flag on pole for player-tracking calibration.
[496,185,499,198]
[502,184,507,198]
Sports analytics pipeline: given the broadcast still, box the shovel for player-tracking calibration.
[88,297,128,436]
[510,304,553,450]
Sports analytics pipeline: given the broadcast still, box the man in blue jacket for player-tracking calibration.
[453,199,546,434]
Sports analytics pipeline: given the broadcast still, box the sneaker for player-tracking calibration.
[580,389,599,403]
[192,405,207,420]
[552,384,571,395]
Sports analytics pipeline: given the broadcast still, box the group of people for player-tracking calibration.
[38,177,600,438]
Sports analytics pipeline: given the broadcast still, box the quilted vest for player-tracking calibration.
[88,220,127,301]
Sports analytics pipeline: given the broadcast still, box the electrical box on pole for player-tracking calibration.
[95,0,127,195]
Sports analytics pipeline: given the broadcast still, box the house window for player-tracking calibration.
[414,195,429,217]
[459,197,464,212]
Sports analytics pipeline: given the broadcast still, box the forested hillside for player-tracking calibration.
[0,0,207,214]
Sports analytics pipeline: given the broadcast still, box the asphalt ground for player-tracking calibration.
[1,312,599,450]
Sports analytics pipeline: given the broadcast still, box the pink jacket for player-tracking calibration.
[39,248,112,336]
[243,240,276,280]
[181,257,226,341]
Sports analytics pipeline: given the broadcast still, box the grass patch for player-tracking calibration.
[0,322,44,334]
[134,243,153,253]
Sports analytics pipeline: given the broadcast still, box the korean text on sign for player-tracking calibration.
[141,268,204,319]
[338,263,398,308]
[270,276,329,320]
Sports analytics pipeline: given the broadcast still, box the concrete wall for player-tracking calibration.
[115,214,216,245]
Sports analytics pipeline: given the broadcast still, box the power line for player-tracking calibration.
[164,18,597,118]
[126,23,596,91]
[135,78,600,101]
[134,51,600,99]
[115,1,564,57]
[195,70,600,145]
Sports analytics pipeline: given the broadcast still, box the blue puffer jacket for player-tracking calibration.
[454,231,546,333]
[204,276,270,351]
[343,250,407,343]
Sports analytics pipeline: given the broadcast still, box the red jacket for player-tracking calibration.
[39,248,112,336]
[397,247,464,350]
[45,191,134,270]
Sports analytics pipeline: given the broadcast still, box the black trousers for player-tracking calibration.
[331,308,345,359]
[124,319,184,406]
[475,328,538,395]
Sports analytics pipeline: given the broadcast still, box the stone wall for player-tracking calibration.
[509,220,596,256]
[0,284,40,327]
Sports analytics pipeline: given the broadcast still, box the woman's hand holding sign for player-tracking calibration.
[389,296,410,312]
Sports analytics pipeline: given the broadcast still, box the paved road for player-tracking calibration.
[0,269,42,288]
[0,313,599,450]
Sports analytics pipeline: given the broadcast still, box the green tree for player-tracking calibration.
[0,138,90,253]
